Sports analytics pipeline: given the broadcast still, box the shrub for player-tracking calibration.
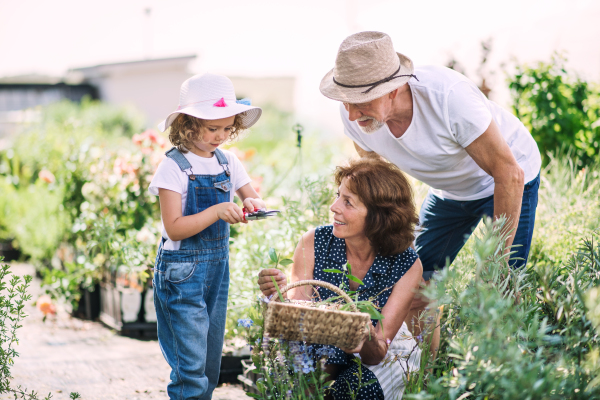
[405,220,600,399]
[509,54,600,167]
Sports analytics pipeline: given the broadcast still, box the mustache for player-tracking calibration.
[357,116,376,122]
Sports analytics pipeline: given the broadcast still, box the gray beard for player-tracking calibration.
[357,117,385,134]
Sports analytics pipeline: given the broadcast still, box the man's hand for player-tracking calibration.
[464,119,524,250]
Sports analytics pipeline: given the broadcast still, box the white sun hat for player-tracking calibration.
[320,31,416,104]
[158,73,262,132]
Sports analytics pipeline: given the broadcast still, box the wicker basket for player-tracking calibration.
[263,280,371,349]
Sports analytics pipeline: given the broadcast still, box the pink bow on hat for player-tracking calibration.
[213,98,227,107]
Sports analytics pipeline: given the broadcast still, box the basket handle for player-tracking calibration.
[276,279,358,312]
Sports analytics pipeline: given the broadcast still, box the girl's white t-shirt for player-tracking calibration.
[342,65,542,201]
[148,149,251,250]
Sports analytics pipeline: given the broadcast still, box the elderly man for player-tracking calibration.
[319,31,541,349]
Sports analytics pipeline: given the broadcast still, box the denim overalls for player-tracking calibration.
[153,147,232,400]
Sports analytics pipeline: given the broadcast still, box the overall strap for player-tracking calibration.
[165,147,195,179]
[213,148,231,176]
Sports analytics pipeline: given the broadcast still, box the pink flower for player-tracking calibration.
[132,133,143,146]
[36,295,56,316]
[38,169,55,184]
[114,158,136,176]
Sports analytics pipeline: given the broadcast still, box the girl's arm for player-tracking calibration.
[236,183,266,212]
[257,229,316,301]
[347,258,423,365]
[159,188,245,242]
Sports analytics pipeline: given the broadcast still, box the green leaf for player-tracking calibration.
[279,258,293,266]
[271,276,285,303]
[347,275,364,286]
[346,262,352,275]
[323,268,344,274]
[268,247,278,264]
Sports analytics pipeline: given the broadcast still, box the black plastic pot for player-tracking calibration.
[219,355,251,384]
[0,240,21,262]
[72,284,101,320]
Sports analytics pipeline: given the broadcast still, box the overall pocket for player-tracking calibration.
[165,261,198,284]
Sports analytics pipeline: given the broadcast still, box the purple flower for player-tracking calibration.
[237,318,254,328]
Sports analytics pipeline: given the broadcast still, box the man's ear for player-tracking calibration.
[389,88,399,100]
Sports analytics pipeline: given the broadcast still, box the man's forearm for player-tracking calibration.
[493,168,524,251]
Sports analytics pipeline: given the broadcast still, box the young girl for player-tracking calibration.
[149,73,265,400]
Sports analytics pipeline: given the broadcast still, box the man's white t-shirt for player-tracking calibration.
[148,149,251,250]
[342,65,542,201]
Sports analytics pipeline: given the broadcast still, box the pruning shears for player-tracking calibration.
[243,208,281,221]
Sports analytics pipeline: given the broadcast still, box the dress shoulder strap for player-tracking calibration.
[165,147,193,176]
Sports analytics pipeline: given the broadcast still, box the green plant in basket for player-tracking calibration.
[321,262,385,326]
[268,248,293,303]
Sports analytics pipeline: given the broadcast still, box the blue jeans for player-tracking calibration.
[415,173,540,280]
[154,246,230,399]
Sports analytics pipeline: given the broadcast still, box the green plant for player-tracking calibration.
[0,257,80,399]
[509,54,600,166]
[240,298,335,400]
[529,154,600,270]
[226,176,335,339]
[404,220,600,399]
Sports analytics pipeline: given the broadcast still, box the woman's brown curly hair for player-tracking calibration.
[168,113,246,153]
[334,155,419,256]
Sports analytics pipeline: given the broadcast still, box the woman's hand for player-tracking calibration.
[242,197,266,213]
[257,269,287,298]
[213,202,246,224]
[340,324,378,354]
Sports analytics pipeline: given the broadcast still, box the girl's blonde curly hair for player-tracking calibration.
[168,113,246,153]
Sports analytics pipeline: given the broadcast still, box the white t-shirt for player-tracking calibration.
[342,65,542,201]
[148,149,251,250]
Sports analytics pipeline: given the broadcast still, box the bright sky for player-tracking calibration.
[1,0,599,134]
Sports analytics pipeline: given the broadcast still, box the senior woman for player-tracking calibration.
[258,156,423,400]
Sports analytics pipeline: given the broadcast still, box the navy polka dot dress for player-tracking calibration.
[312,225,418,400]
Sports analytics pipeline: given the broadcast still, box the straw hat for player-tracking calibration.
[158,73,262,132]
[320,31,416,104]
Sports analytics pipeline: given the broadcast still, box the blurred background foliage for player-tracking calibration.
[0,52,599,397]
[509,54,600,167]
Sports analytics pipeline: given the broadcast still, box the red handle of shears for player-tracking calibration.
[242,207,252,222]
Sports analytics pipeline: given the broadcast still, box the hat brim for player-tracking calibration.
[319,52,414,103]
[158,103,262,132]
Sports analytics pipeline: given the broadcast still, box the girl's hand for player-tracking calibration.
[243,197,266,213]
[257,269,287,298]
[214,202,246,224]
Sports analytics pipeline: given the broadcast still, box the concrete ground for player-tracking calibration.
[4,263,249,400]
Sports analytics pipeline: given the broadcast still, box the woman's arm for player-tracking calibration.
[257,229,316,300]
[236,183,266,212]
[159,188,245,242]
[287,229,316,300]
[356,258,423,365]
